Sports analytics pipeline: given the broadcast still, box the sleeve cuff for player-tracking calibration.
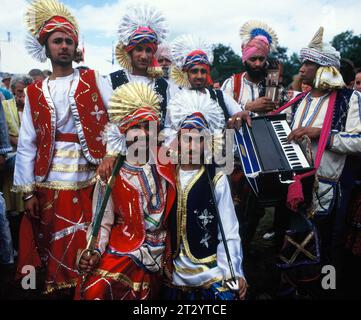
[94,248,103,256]
[11,183,36,193]
[326,130,338,150]
[105,152,118,158]
[0,147,13,155]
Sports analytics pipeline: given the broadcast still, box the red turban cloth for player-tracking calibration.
[183,50,213,86]
[38,16,78,45]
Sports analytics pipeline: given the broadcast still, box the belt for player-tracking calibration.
[55,132,80,143]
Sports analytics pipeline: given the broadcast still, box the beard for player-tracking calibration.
[244,62,267,80]
[54,59,73,67]
[47,50,73,67]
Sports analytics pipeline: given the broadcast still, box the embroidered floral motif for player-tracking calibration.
[196,208,215,248]
[200,233,211,248]
[91,105,106,121]
[197,209,214,227]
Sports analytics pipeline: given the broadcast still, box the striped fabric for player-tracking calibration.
[181,112,209,131]
[125,27,158,53]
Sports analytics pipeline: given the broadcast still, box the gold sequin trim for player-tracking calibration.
[213,171,225,186]
[43,278,79,295]
[11,184,35,193]
[169,276,224,291]
[94,269,150,292]
[50,163,96,173]
[54,149,83,159]
[174,264,210,275]
[36,177,96,191]
[175,165,217,264]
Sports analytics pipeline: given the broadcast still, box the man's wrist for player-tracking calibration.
[326,131,337,149]
[244,102,253,112]
[22,192,35,202]
[94,248,102,257]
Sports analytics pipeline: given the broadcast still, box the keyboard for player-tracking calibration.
[235,114,314,206]
[271,120,310,170]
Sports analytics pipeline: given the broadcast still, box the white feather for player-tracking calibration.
[25,33,47,63]
[171,34,214,69]
[168,90,225,133]
[117,3,168,46]
[239,20,279,51]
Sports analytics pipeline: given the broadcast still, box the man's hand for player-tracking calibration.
[0,155,6,170]
[246,97,277,113]
[227,111,252,130]
[114,214,125,226]
[238,277,248,300]
[24,195,40,219]
[78,251,101,274]
[97,157,116,181]
[288,127,322,142]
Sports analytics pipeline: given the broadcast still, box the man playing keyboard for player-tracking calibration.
[278,27,361,299]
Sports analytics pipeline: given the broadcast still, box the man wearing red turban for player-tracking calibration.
[98,4,180,181]
[14,0,112,297]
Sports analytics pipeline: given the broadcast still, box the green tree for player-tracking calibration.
[270,46,301,87]
[211,44,243,82]
[211,44,301,87]
[331,31,361,68]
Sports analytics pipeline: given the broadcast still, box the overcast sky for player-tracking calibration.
[1,0,361,75]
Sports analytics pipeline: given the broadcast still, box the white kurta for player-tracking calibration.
[292,92,332,129]
[13,69,112,192]
[89,161,168,273]
[291,90,361,213]
[172,168,245,288]
[222,73,259,110]
[222,73,292,120]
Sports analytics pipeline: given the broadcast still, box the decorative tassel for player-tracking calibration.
[287,175,304,212]
[147,65,164,78]
[73,48,84,64]
[147,57,164,78]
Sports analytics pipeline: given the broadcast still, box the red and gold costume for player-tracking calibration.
[80,83,176,300]
[13,0,111,294]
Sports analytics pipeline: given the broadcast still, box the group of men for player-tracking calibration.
[3,0,360,300]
